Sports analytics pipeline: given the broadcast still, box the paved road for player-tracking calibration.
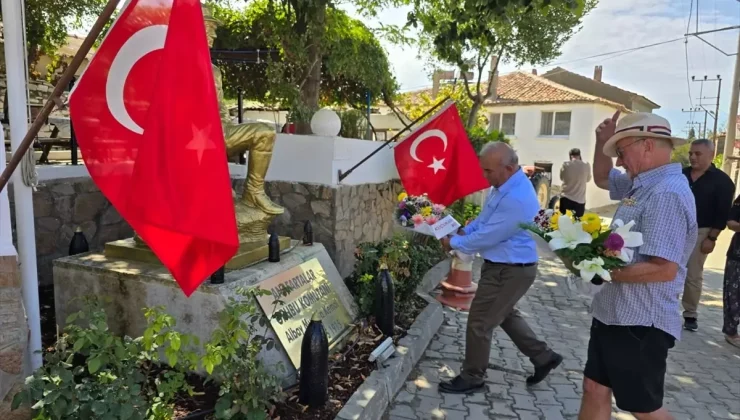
[385,257,740,420]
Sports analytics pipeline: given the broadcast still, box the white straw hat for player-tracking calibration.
[603,113,687,158]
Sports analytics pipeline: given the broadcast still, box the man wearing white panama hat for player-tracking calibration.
[578,111,697,420]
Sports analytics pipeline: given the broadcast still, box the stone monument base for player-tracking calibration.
[104,235,293,270]
[53,242,358,386]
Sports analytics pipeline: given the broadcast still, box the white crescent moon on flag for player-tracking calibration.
[105,25,168,135]
[409,129,448,162]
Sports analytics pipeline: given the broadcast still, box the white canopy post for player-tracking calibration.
[2,0,42,371]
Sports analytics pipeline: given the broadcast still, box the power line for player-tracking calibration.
[547,37,686,66]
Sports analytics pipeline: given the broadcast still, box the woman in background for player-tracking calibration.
[722,196,740,348]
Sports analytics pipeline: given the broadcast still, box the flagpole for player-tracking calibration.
[337,96,451,183]
[0,0,121,194]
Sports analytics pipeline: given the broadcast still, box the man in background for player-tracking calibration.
[681,139,735,332]
[559,148,591,217]
[438,142,562,394]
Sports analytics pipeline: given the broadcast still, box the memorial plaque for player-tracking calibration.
[254,258,354,368]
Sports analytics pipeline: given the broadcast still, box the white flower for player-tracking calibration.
[546,216,593,250]
[611,219,644,263]
[573,257,612,282]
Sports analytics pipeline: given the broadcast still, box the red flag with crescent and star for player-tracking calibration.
[69,0,238,296]
[393,102,489,205]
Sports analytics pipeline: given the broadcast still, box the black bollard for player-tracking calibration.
[268,231,280,262]
[303,220,313,245]
[375,265,395,337]
[68,227,89,255]
[210,266,225,285]
[299,313,329,408]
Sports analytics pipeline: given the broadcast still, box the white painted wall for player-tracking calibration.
[32,134,400,187]
[484,102,616,209]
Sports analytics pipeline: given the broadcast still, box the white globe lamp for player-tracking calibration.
[310,108,341,137]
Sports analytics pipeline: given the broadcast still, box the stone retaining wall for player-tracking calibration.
[8,178,134,286]
[9,176,400,286]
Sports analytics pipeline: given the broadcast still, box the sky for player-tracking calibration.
[338,0,740,138]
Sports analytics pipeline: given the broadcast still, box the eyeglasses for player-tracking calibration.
[615,138,645,159]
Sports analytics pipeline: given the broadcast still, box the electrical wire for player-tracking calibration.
[686,38,694,107]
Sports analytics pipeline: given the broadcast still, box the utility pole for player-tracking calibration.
[691,75,722,148]
[722,31,740,174]
[682,107,703,137]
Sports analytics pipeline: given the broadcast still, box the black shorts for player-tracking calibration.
[584,319,675,413]
[559,196,585,218]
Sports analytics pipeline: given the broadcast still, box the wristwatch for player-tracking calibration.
[708,236,718,242]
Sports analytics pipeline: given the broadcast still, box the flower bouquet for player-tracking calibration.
[522,209,643,285]
[395,192,461,239]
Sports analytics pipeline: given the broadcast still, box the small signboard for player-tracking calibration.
[254,258,353,369]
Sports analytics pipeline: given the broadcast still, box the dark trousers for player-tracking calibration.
[559,196,585,218]
[723,259,740,336]
[461,262,553,384]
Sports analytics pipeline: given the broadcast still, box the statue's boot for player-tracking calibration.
[243,150,284,215]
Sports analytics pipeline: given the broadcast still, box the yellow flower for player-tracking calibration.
[398,192,408,201]
[421,206,432,216]
[581,213,602,234]
[551,212,561,230]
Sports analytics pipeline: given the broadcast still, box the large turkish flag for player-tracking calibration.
[69,0,238,296]
[393,102,489,205]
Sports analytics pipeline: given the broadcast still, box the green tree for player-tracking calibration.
[0,0,107,78]
[210,1,398,118]
[409,0,595,128]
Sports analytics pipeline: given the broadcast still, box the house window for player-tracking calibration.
[488,113,516,135]
[540,111,572,136]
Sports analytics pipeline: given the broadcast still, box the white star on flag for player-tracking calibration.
[428,157,446,174]
[186,124,216,164]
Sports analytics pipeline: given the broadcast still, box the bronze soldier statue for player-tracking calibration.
[134,5,284,247]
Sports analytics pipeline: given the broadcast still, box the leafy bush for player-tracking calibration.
[13,289,284,420]
[206,288,284,420]
[466,126,508,155]
[12,297,199,420]
[345,233,445,317]
[447,201,482,226]
[338,109,368,139]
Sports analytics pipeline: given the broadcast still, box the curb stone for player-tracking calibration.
[335,264,448,420]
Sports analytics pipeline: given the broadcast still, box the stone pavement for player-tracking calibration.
[385,258,740,420]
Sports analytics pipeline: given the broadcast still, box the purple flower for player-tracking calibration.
[398,201,406,209]
[604,233,624,251]
[400,215,407,222]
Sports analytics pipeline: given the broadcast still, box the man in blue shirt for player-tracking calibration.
[439,142,562,394]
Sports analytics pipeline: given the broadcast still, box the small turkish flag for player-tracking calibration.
[393,102,489,205]
[69,0,238,296]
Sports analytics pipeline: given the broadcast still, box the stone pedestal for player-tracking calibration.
[53,243,358,386]
[0,256,31,419]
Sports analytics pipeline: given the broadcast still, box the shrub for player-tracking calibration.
[338,109,368,139]
[466,126,508,154]
[345,233,445,317]
[12,297,200,420]
[447,201,482,226]
[13,289,284,420]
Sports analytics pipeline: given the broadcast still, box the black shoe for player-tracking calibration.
[439,375,484,394]
[684,317,698,332]
[527,353,563,386]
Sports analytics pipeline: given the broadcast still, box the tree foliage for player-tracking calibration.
[210,1,398,116]
[0,0,107,78]
[409,0,595,127]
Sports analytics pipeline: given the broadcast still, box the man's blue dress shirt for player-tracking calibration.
[449,169,539,264]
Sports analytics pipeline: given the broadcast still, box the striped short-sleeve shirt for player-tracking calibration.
[591,164,697,339]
